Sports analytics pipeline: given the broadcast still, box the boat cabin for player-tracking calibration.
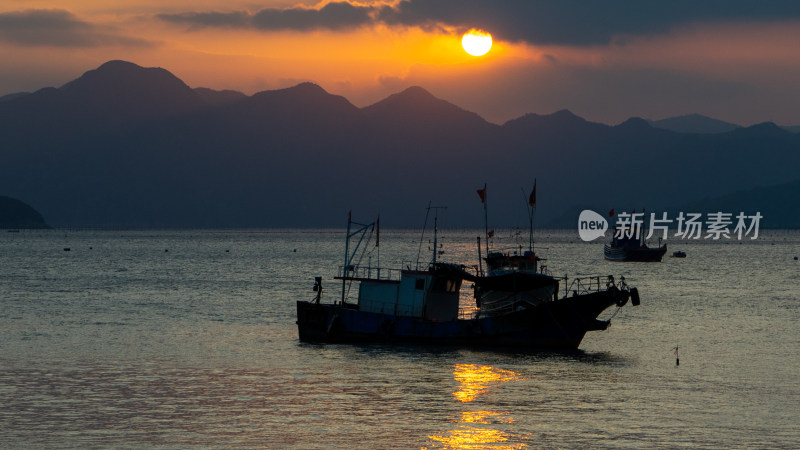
[485,251,540,274]
[610,232,647,249]
[339,267,463,321]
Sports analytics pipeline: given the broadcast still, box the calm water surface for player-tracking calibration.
[1,229,799,448]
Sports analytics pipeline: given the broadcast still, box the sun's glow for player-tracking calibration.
[462,29,493,56]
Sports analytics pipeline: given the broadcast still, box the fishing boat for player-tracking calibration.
[296,209,640,349]
[604,229,667,262]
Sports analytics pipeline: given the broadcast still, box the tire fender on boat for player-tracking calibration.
[610,285,629,307]
[630,287,640,306]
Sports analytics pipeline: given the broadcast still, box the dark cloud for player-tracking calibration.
[159,1,800,45]
[378,0,800,45]
[159,3,373,32]
[252,2,372,31]
[156,11,250,29]
[0,9,153,47]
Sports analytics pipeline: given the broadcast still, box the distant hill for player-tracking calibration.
[782,125,800,134]
[546,179,800,230]
[1,60,799,228]
[0,92,30,102]
[671,179,800,229]
[649,114,740,134]
[0,196,49,229]
[193,87,247,105]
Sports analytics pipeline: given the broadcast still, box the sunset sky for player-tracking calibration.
[2,0,799,126]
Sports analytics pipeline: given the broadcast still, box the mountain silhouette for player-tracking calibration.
[671,178,800,229]
[193,87,247,106]
[0,60,798,228]
[0,196,49,229]
[649,114,741,134]
[364,86,494,131]
[59,60,204,120]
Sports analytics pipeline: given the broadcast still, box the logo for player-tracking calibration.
[578,210,608,241]
[577,209,763,242]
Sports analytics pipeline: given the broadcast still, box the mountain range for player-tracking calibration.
[1,60,799,229]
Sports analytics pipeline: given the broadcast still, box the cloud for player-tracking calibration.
[158,1,800,45]
[155,11,251,29]
[158,2,374,32]
[252,2,373,31]
[377,0,800,45]
[0,9,153,47]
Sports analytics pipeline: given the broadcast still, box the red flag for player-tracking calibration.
[528,179,537,207]
[487,230,495,238]
[476,184,487,204]
[609,208,615,217]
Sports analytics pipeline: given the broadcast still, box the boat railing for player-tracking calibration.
[476,299,519,317]
[337,264,404,281]
[555,274,625,299]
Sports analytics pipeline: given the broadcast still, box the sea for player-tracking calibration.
[1,228,799,448]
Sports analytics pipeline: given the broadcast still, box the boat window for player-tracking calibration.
[431,277,459,293]
[415,279,425,290]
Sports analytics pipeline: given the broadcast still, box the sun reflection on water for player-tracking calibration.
[426,364,527,449]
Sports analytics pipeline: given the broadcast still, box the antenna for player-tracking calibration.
[415,203,447,269]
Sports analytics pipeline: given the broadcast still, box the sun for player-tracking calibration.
[462,29,493,56]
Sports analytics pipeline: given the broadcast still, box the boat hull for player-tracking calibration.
[297,289,622,349]
[604,244,667,262]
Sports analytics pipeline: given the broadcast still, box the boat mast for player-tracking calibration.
[528,179,536,253]
[342,212,351,303]
[415,202,431,270]
[342,211,353,305]
[432,214,438,265]
[477,184,489,258]
[341,212,376,304]
[416,203,447,269]
[476,236,483,276]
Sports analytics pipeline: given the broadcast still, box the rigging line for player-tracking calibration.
[415,201,432,270]
[608,305,622,320]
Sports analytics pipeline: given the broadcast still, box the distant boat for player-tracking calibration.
[604,230,667,262]
[297,205,640,350]
[671,250,687,258]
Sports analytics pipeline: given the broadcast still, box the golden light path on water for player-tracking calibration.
[427,364,526,449]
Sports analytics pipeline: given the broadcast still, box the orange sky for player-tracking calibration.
[2,1,800,126]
